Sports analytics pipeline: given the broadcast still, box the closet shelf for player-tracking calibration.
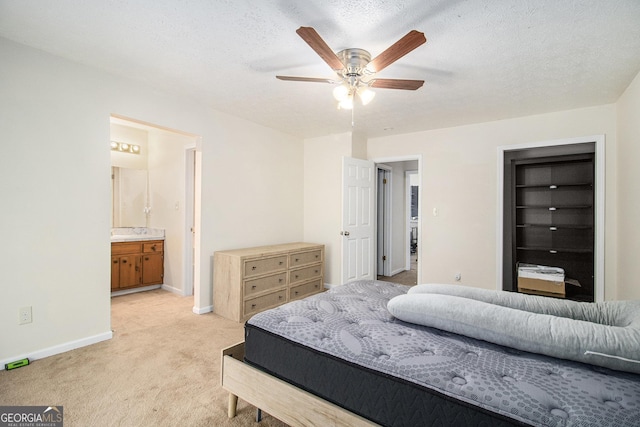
[516,224,592,229]
[516,205,592,209]
[516,246,593,254]
[515,182,593,189]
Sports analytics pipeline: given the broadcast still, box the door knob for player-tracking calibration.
[340,231,350,236]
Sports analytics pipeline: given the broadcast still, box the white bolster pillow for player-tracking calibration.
[387,284,640,374]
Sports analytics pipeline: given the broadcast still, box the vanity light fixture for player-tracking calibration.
[110,141,140,154]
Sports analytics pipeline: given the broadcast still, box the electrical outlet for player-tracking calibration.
[19,306,32,325]
[455,272,461,282]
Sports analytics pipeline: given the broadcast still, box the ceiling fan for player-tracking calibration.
[276,27,427,110]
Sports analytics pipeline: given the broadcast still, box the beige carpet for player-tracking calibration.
[0,289,287,427]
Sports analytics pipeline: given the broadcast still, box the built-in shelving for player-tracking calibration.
[508,153,595,301]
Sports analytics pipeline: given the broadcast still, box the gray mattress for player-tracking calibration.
[246,280,640,427]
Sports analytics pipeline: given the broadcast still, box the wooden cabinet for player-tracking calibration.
[509,153,595,301]
[111,240,164,291]
[214,243,324,322]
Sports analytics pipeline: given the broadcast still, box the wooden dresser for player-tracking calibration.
[213,242,324,322]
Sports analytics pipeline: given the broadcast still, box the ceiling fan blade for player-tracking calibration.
[296,26,344,71]
[369,78,424,90]
[276,76,336,84]
[366,30,427,73]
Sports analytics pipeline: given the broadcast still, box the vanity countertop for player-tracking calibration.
[111,227,165,243]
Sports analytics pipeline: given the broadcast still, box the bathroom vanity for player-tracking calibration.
[111,228,164,292]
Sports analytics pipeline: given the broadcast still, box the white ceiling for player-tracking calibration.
[1,0,640,139]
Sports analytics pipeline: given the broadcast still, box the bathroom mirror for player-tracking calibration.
[111,166,148,227]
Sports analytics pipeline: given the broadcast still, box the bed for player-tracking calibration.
[220,280,640,426]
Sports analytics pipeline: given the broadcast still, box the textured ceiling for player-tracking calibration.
[1,0,640,139]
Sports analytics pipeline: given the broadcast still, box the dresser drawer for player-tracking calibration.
[289,263,322,285]
[143,241,163,253]
[111,242,142,255]
[290,278,323,301]
[289,249,323,268]
[244,290,287,317]
[244,255,288,277]
[244,273,287,298]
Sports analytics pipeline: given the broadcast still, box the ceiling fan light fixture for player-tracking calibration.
[357,86,376,105]
[277,27,426,114]
[338,96,354,110]
[332,84,350,101]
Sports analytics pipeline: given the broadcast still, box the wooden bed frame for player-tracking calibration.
[221,342,377,426]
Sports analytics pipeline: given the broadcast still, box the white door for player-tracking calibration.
[342,157,375,283]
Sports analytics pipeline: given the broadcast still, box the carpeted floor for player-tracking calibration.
[0,289,287,427]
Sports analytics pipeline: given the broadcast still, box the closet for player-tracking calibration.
[503,143,595,302]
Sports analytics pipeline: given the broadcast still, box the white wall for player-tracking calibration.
[147,130,194,294]
[616,71,640,300]
[303,133,353,285]
[0,37,304,365]
[367,105,619,299]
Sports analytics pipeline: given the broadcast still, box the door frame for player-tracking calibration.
[371,155,422,284]
[405,170,419,271]
[183,144,196,297]
[376,165,392,276]
[110,114,203,310]
[496,135,605,302]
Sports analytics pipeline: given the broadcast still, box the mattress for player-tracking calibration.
[245,280,640,427]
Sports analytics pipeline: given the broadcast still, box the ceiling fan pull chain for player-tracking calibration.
[351,105,355,127]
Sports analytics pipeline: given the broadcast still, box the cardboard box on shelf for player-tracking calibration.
[517,263,565,297]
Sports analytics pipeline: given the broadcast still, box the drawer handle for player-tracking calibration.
[251,285,256,289]
[151,245,156,251]
[295,258,299,262]
[315,255,319,258]
[279,261,283,265]
[279,278,283,282]
[549,207,557,211]
[252,266,257,270]
[122,260,127,264]
[315,270,318,273]
[113,260,118,264]
[550,227,557,231]
[550,250,558,254]
[278,295,283,300]
[251,304,256,308]
[294,291,299,295]
[295,275,299,279]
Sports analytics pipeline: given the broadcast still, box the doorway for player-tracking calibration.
[109,115,201,307]
[374,159,420,287]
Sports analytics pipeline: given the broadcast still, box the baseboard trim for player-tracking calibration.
[111,284,161,297]
[161,284,185,296]
[390,267,405,276]
[0,331,113,371]
[193,305,212,315]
